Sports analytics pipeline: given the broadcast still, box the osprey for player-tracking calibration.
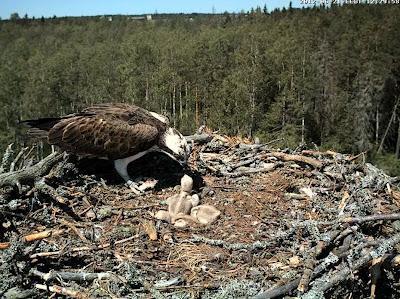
[22,103,190,193]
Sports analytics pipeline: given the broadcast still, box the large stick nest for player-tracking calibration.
[1,135,400,299]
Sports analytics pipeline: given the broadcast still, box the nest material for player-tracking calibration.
[1,137,400,298]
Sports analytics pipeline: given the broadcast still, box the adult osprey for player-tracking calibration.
[22,103,190,193]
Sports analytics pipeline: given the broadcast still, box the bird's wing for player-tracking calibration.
[48,115,159,159]
[81,103,139,119]
[81,103,169,126]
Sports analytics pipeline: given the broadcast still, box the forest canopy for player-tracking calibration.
[0,4,400,172]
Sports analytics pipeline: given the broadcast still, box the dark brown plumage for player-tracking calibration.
[22,103,168,159]
[22,103,189,193]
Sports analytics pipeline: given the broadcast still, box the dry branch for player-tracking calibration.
[268,152,323,169]
[0,242,10,249]
[0,143,14,174]
[341,213,400,224]
[185,133,212,144]
[301,150,338,158]
[34,179,68,204]
[30,234,138,258]
[24,229,65,242]
[31,269,114,282]
[303,233,400,297]
[35,284,88,299]
[220,163,277,177]
[0,229,65,250]
[9,146,28,172]
[0,152,63,188]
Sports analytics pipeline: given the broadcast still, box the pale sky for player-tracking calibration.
[1,0,302,19]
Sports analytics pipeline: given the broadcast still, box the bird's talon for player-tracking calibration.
[127,181,143,195]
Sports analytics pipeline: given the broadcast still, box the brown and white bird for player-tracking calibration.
[21,103,190,193]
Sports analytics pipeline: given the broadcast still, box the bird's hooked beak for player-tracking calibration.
[161,127,191,167]
[154,147,188,168]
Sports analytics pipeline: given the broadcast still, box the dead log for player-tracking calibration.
[301,150,338,158]
[184,133,212,144]
[302,233,400,297]
[253,253,339,299]
[34,284,87,299]
[220,163,277,177]
[34,179,68,204]
[0,152,63,189]
[267,152,323,169]
[341,213,400,224]
[297,258,315,293]
[31,269,114,282]
[238,138,283,151]
[253,239,380,299]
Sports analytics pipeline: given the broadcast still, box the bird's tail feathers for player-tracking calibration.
[20,117,61,139]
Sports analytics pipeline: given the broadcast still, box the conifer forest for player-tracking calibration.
[1,4,400,173]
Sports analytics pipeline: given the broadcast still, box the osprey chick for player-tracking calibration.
[22,103,190,193]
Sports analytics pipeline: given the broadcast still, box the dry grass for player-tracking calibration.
[168,243,227,274]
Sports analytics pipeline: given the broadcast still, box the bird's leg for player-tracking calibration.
[113,147,158,194]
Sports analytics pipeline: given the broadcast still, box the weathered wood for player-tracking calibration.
[184,133,212,144]
[238,138,283,151]
[31,269,114,282]
[341,213,400,224]
[303,233,400,297]
[0,152,63,188]
[221,163,277,177]
[268,152,323,169]
[0,143,14,174]
[10,146,28,172]
[34,284,86,299]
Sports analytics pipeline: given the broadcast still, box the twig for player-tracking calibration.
[341,213,400,224]
[35,284,88,299]
[59,219,88,242]
[220,163,277,177]
[297,258,315,293]
[34,179,68,204]
[185,133,212,144]
[238,138,283,151]
[253,252,340,299]
[24,229,65,242]
[302,233,400,297]
[253,240,379,299]
[0,242,10,249]
[0,229,65,250]
[31,269,114,282]
[9,146,28,172]
[0,143,14,174]
[370,257,385,299]
[30,234,138,258]
[301,150,339,158]
[187,235,272,251]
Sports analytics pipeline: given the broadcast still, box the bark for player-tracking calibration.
[195,86,199,128]
[396,120,400,159]
[172,83,176,127]
[378,97,399,154]
[0,152,63,188]
[184,133,212,144]
[179,84,183,121]
[268,152,323,169]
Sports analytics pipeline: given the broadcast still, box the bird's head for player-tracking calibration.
[160,128,190,165]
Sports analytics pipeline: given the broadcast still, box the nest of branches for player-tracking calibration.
[1,133,400,298]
